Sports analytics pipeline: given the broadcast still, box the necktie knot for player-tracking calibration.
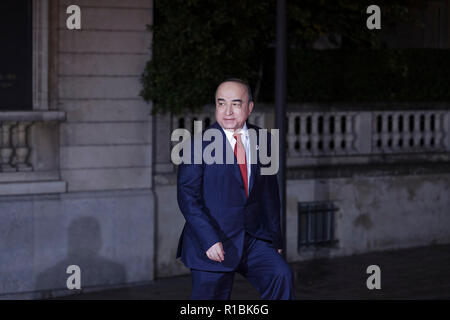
[233,132,244,145]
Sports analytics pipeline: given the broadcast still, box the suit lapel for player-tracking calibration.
[248,123,260,196]
[213,122,246,193]
[211,121,260,200]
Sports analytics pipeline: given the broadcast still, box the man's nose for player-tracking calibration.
[225,105,233,115]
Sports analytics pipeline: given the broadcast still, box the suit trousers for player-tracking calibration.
[190,232,295,300]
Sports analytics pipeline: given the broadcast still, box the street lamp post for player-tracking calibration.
[275,0,287,258]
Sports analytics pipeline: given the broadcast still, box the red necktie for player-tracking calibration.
[234,132,248,198]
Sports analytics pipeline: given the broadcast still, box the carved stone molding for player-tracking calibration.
[33,0,49,110]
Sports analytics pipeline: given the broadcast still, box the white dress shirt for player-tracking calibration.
[222,122,251,186]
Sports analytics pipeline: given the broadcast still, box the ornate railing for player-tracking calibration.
[287,110,448,157]
[0,111,65,180]
[371,111,447,153]
[171,111,265,132]
[287,111,358,157]
[153,105,450,175]
[1,121,34,172]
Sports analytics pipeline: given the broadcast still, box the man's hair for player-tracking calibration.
[215,78,253,103]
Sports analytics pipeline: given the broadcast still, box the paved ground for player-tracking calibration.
[60,243,450,300]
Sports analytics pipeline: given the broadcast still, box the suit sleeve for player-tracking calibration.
[263,171,283,249]
[261,132,283,249]
[177,138,221,253]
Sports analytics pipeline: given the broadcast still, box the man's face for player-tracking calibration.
[215,81,254,131]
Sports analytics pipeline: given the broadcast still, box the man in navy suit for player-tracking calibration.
[176,78,295,300]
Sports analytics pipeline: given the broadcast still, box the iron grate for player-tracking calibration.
[298,201,338,250]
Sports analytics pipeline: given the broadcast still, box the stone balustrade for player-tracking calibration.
[171,111,265,132]
[287,110,449,157]
[0,112,65,173]
[287,111,358,157]
[1,121,34,172]
[371,111,447,153]
[0,111,66,195]
[154,105,450,175]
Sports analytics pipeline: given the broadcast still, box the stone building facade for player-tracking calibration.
[0,0,449,299]
[0,0,155,298]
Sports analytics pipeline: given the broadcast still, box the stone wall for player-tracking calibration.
[57,0,153,192]
[154,172,450,278]
[0,0,155,299]
[286,173,450,261]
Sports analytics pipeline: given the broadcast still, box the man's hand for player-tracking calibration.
[277,249,282,254]
[206,242,225,262]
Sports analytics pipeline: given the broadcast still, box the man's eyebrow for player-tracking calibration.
[216,98,243,103]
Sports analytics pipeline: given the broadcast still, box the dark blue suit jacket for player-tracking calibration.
[176,121,282,272]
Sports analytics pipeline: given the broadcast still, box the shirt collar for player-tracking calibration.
[222,122,248,140]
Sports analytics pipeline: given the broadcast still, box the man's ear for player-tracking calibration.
[248,101,254,114]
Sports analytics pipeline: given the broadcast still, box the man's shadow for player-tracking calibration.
[35,216,126,299]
